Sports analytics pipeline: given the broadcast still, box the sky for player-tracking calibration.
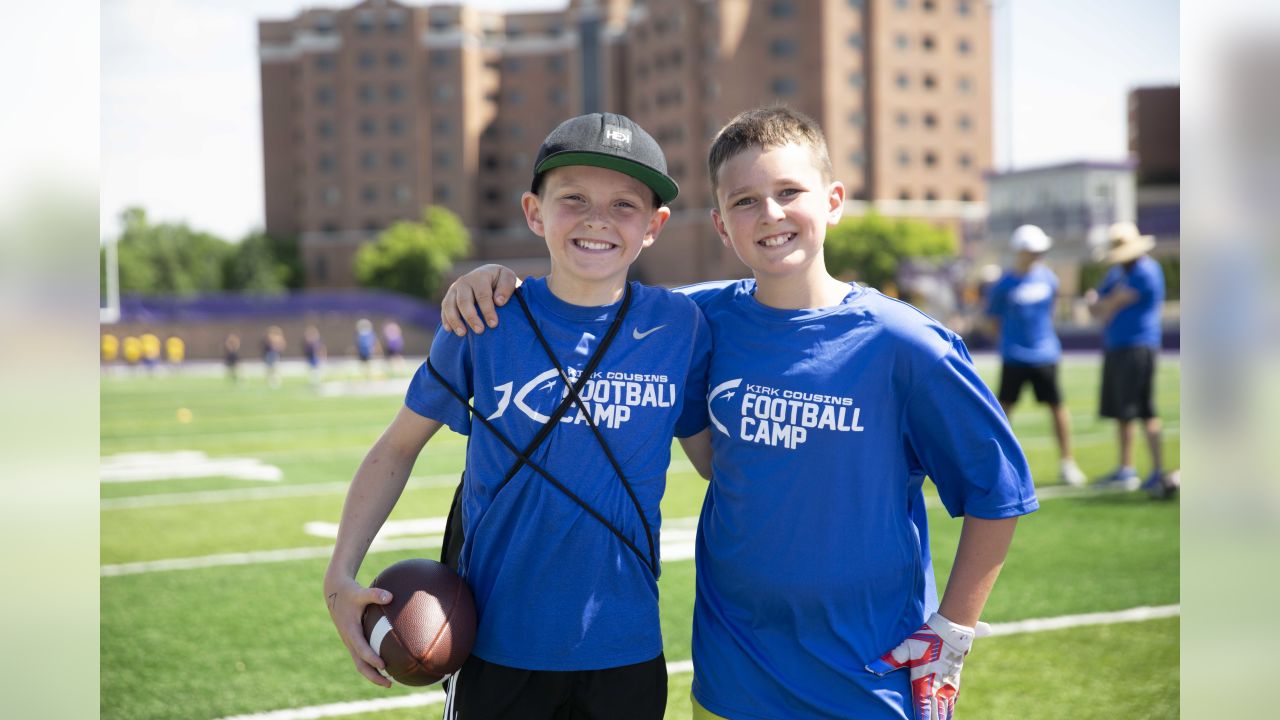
[99,0,1179,241]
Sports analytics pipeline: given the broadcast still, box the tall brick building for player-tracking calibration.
[259,0,991,287]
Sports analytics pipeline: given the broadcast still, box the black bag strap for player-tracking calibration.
[426,283,658,576]
[511,289,657,576]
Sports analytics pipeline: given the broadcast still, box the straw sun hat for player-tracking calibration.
[1096,222,1156,264]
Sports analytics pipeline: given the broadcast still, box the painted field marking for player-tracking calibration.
[101,451,282,483]
[214,606,1177,720]
[100,473,465,510]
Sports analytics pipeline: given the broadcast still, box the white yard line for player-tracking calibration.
[100,474,465,510]
[214,606,1177,720]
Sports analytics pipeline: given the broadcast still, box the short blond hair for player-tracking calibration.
[707,106,833,207]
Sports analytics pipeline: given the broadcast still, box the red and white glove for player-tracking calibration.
[865,612,989,720]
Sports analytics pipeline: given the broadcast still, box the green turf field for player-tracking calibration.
[100,355,1179,719]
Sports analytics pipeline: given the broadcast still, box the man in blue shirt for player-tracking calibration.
[1086,222,1173,497]
[985,224,1087,486]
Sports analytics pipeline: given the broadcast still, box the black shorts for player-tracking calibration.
[998,362,1062,406]
[1100,346,1158,420]
[444,653,667,720]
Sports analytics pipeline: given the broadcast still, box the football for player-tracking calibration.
[361,558,476,686]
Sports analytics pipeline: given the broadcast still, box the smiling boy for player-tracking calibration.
[324,112,710,720]
[442,106,1037,720]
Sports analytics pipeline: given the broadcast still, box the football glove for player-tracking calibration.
[865,612,988,720]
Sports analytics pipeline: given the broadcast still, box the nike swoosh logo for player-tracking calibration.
[632,325,667,340]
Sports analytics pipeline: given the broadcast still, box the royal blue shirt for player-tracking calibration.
[679,279,1037,719]
[405,277,711,670]
[1097,256,1165,349]
[986,263,1062,366]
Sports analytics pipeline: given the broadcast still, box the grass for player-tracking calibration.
[100,355,1179,719]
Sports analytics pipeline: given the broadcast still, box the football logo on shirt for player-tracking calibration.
[709,378,864,449]
[1012,281,1052,305]
[487,367,677,429]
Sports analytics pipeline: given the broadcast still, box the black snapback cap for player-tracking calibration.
[531,112,679,205]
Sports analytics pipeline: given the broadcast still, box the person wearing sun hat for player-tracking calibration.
[985,224,1087,486]
[1085,221,1173,497]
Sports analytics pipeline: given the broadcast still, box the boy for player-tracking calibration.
[443,107,1037,720]
[324,112,711,719]
[985,224,1087,486]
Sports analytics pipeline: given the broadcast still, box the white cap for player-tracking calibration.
[1010,224,1052,253]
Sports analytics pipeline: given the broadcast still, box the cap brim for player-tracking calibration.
[536,151,679,204]
[1103,236,1156,263]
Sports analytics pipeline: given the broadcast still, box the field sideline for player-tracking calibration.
[101,354,1179,719]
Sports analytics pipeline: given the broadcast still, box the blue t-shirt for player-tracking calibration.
[985,264,1062,366]
[405,277,711,671]
[679,279,1038,720]
[1097,255,1165,349]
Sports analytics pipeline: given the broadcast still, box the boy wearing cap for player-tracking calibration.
[1085,221,1170,496]
[985,224,1087,486]
[441,106,1037,720]
[323,113,711,719]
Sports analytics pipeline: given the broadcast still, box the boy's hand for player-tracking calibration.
[441,264,520,336]
[324,574,395,687]
[866,612,985,720]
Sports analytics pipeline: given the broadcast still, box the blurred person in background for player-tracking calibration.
[101,333,119,368]
[381,320,405,376]
[263,326,286,389]
[985,225,1087,486]
[140,332,162,374]
[224,332,241,383]
[355,318,377,379]
[1085,222,1175,498]
[304,325,326,387]
[165,335,185,372]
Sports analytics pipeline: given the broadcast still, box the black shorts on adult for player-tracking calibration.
[998,362,1062,406]
[1100,346,1158,420]
[443,653,667,720]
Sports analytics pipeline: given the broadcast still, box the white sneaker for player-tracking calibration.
[1059,459,1087,487]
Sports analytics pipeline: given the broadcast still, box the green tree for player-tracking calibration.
[354,205,471,299]
[112,207,233,294]
[824,211,957,290]
[224,231,294,293]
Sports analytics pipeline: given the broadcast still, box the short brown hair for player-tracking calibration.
[707,106,833,207]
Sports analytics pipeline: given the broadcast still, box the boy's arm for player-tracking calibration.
[324,406,443,687]
[441,264,521,336]
[1085,285,1138,322]
[678,429,713,480]
[938,516,1018,626]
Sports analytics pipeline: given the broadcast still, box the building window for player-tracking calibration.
[318,119,335,139]
[923,0,937,11]
[323,186,340,205]
[356,13,376,34]
[361,151,377,170]
[923,112,937,129]
[386,50,404,68]
[771,38,796,57]
[849,0,864,7]
[958,38,972,55]
[359,50,376,69]
[388,117,406,136]
[390,151,407,169]
[510,124,524,139]
[959,153,973,169]
[549,87,565,105]
[960,189,974,202]
[314,255,328,282]
[506,58,523,72]
[924,150,938,167]
[896,111,910,128]
[360,117,376,137]
[923,73,937,90]
[849,150,866,167]
[548,55,565,73]
[434,117,451,134]
[482,155,500,171]
[896,0,909,9]
[318,154,335,172]
[364,220,380,232]
[771,77,797,96]
[483,187,501,202]
[921,34,936,52]
[899,189,912,200]
[315,86,334,105]
[770,0,796,18]
[387,84,405,103]
[386,11,406,33]
[394,184,411,204]
[848,72,864,88]
[958,76,973,94]
[895,34,909,51]
[848,110,865,127]
[848,32,862,50]
[958,114,972,131]
[897,149,911,167]
[958,1,971,16]
[434,151,451,168]
[434,184,451,201]
[314,54,335,71]
[362,185,377,204]
[359,84,376,104]
[896,72,910,89]
[430,51,449,68]
[434,84,455,101]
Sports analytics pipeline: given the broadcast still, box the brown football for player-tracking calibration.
[361,558,476,686]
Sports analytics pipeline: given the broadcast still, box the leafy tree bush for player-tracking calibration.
[112,207,232,295]
[354,206,471,300]
[823,211,957,290]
